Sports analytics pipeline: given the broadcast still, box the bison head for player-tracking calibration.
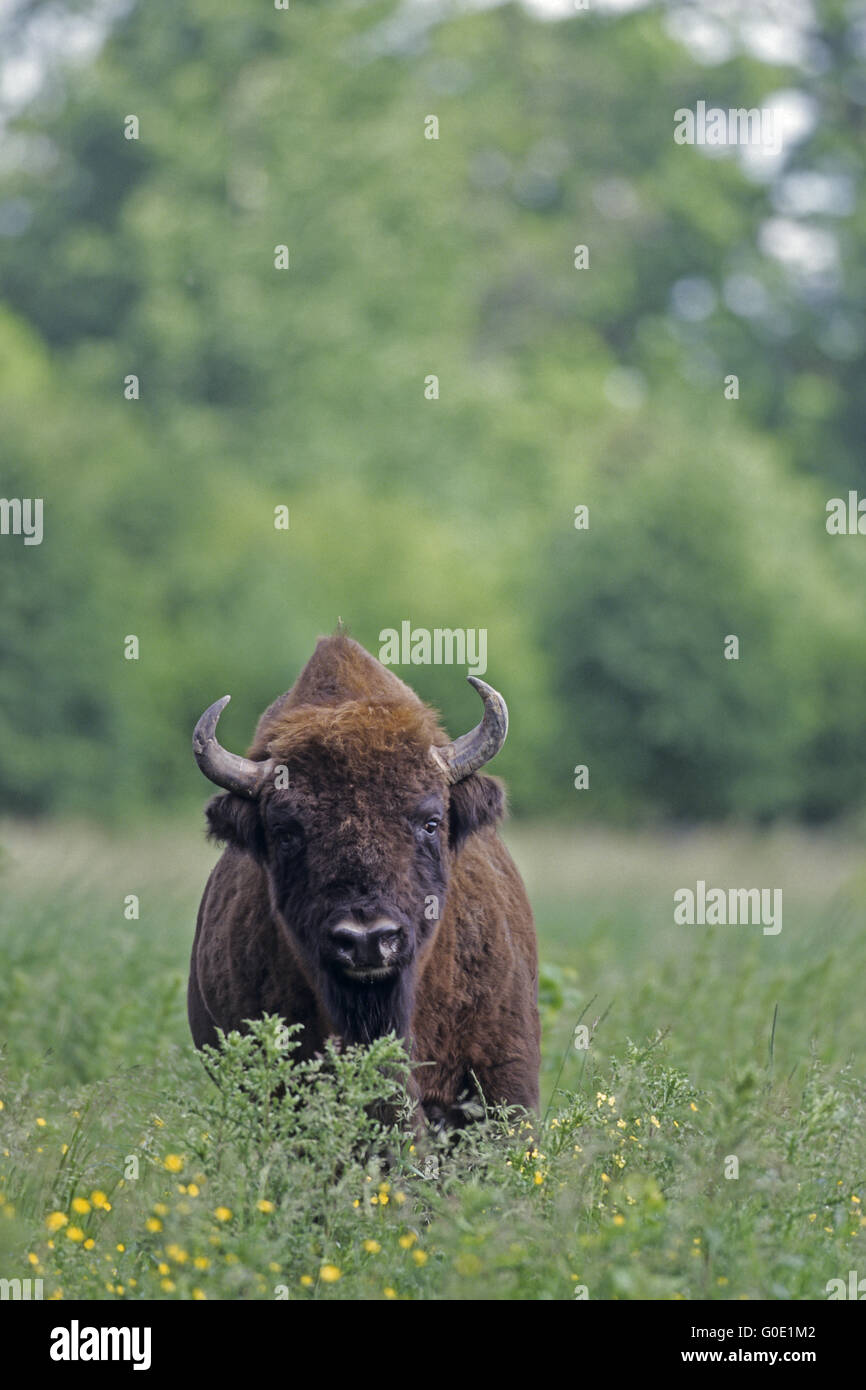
[192,638,507,1045]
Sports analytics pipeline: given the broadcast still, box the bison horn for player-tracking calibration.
[431,676,509,784]
[192,695,273,798]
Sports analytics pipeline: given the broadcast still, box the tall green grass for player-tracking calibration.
[0,821,864,1300]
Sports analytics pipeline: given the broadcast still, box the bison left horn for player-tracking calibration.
[192,695,274,798]
[431,676,508,784]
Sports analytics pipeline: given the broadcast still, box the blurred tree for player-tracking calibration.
[0,0,863,822]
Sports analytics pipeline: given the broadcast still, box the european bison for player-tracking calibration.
[188,633,540,1124]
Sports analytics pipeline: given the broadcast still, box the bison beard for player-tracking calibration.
[188,631,541,1123]
[322,971,414,1048]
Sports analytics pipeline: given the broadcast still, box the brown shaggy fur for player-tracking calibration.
[188,633,540,1122]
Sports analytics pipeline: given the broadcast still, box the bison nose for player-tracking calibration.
[329,919,402,972]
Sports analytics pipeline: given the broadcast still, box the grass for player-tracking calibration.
[0,817,864,1300]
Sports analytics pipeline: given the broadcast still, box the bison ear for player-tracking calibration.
[205,792,264,858]
[448,773,505,851]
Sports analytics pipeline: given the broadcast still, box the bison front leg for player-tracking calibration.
[470,1056,540,1118]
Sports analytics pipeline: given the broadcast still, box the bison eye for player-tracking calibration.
[423,817,441,836]
[274,822,303,851]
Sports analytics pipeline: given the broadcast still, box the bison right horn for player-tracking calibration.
[192,695,274,798]
[431,676,508,784]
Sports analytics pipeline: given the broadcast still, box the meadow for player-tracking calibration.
[0,817,864,1301]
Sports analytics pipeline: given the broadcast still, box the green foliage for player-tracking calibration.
[3,1003,865,1301]
[1,822,865,1299]
[539,406,866,820]
[0,0,865,823]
